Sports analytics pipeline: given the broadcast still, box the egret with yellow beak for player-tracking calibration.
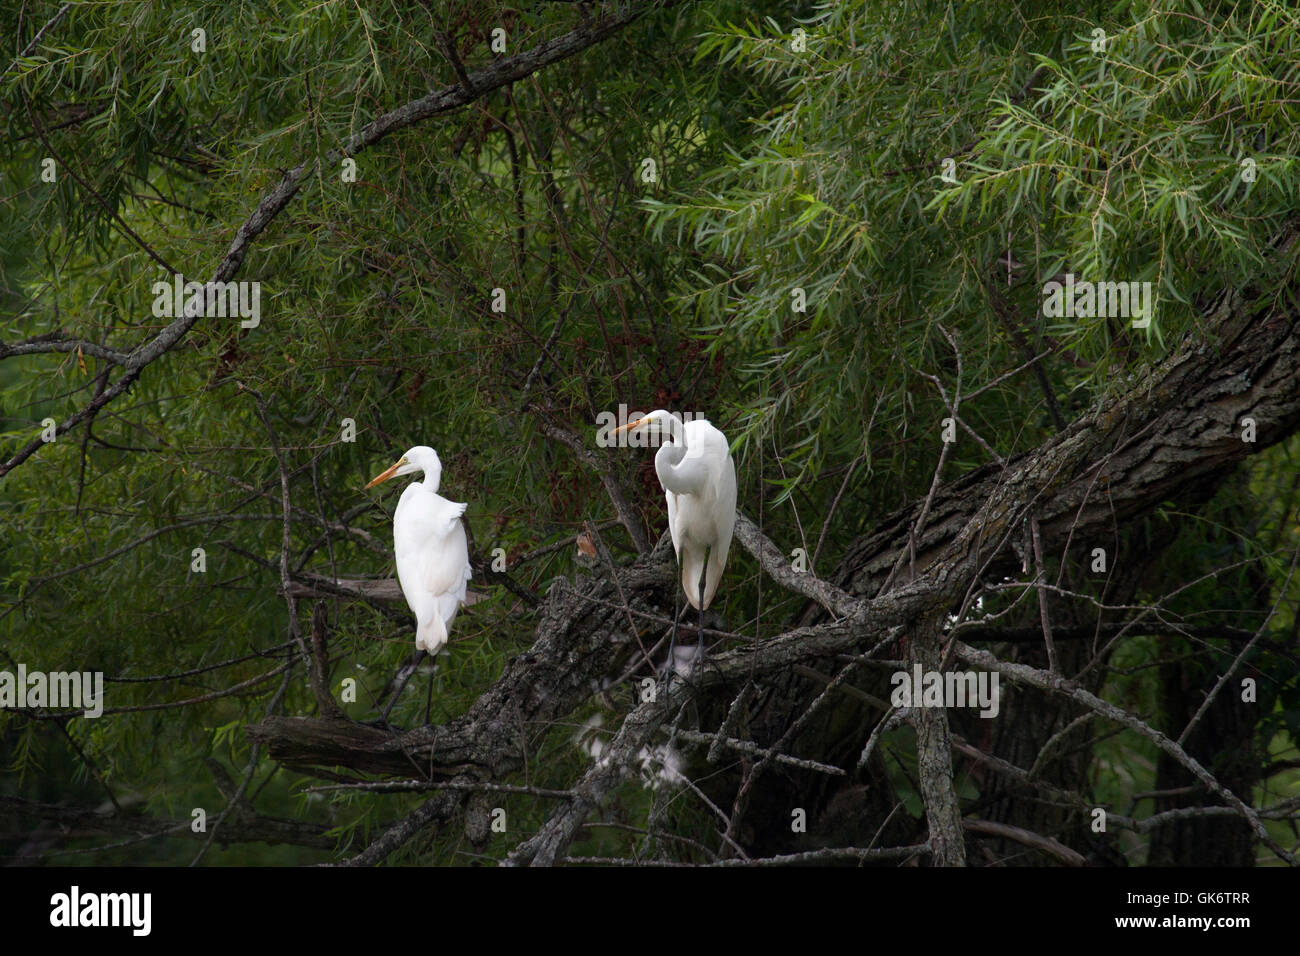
[364,446,471,656]
[614,410,736,611]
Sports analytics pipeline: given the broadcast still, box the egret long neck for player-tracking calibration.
[655,423,707,494]
[657,413,686,446]
[413,465,440,494]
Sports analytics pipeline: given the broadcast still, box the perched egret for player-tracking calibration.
[614,410,736,611]
[364,446,471,655]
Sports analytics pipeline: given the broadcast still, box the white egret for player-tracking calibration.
[364,446,471,655]
[614,410,736,611]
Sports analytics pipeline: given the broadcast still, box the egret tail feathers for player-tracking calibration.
[415,612,449,654]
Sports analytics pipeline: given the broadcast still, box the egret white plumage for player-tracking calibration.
[364,446,471,655]
[615,410,736,611]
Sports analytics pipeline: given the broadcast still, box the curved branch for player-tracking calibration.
[954,641,1294,865]
[1,0,680,477]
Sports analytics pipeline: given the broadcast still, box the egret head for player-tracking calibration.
[365,445,442,490]
[613,409,682,447]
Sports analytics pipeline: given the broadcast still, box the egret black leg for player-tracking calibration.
[666,587,682,685]
[423,656,436,725]
[378,649,427,726]
[697,604,704,669]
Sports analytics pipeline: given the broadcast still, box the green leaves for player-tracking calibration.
[5,0,1300,865]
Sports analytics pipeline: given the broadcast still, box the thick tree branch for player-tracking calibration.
[954,641,1294,864]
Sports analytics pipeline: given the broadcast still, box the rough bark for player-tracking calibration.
[839,285,1300,599]
[910,623,967,865]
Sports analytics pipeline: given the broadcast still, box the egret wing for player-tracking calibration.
[424,497,470,598]
[394,489,470,607]
[666,489,681,558]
